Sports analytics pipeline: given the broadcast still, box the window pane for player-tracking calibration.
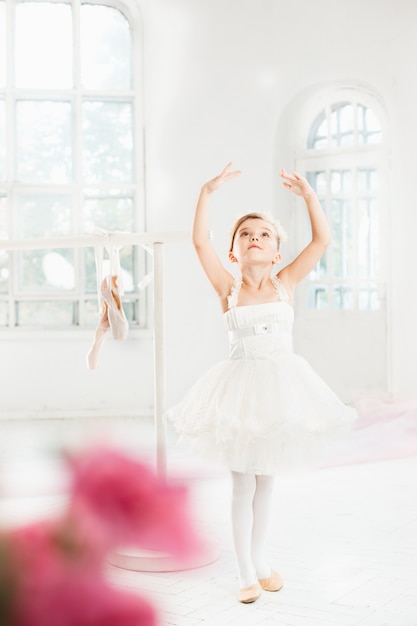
[357,168,377,192]
[19,249,75,290]
[0,251,8,293]
[358,198,379,279]
[0,301,7,325]
[18,194,72,238]
[3,0,142,328]
[0,193,6,237]
[358,105,382,144]
[309,250,328,281]
[85,296,139,328]
[84,299,101,326]
[15,2,72,89]
[331,103,354,147]
[309,285,328,309]
[83,245,135,293]
[81,5,131,89]
[313,137,327,150]
[83,193,135,292]
[0,250,9,293]
[306,100,383,311]
[331,169,352,193]
[16,101,72,183]
[308,198,328,282]
[0,1,5,87]
[359,286,379,310]
[0,194,7,292]
[369,199,379,279]
[16,301,77,325]
[339,104,353,132]
[0,0,6,88]
[333,286,353,310]
[0,99,5,180]
[331,199,353,279]
[83,102,133,183]
[307,170,327,195]
[83,193,134,232]
[121,299,138,323]
[308,111,328,150]
[17,194,74,291]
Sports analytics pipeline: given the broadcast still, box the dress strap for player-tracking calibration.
[271,275,289,301]
[227,277,242,310]
[228,276,288,308]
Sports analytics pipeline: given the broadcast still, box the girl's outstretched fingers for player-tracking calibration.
[279,167,294,190]
[279,168,312,197]
[204,163,242,194]
[222,162,242,181]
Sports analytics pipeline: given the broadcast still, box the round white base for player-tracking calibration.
[108,541,220,573]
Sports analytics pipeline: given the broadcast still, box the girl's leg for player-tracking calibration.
[251,474,275,579]
[230,471,257,588]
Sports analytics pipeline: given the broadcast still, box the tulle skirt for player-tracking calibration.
[167,354,357,475]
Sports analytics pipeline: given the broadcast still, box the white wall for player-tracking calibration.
[2,0,417,418]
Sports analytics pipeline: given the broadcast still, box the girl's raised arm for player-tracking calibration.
[278,168,331,290]
[192,163,241,298]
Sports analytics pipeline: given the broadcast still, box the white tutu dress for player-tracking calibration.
[167,276,357,475]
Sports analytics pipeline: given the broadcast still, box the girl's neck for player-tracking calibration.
[240,267,273,290]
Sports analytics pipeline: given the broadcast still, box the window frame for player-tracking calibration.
[294,88,389,314]
[0,0,147,333]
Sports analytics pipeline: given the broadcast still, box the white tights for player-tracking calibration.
[231,471,275,588]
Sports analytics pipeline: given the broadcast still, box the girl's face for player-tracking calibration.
[229,218,282,266]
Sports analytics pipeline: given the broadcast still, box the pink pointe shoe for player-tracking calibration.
[101,275,129,341]
[258,569,284,592]
[86,300,110,370]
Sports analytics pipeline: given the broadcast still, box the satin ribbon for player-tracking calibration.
[88,228,154,313]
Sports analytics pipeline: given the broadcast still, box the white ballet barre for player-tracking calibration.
[0,231,220,572]
[0,231,189,480]
[0,231,188,251]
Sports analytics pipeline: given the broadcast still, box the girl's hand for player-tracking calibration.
[280,168,314,198]
[203,162,242,194]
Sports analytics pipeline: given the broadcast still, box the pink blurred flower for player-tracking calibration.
[0,446,203,626]
[0,532,18,625]
[67,447,202,561]
[3,520,157,626]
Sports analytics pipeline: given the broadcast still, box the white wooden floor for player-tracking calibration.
[1,416,417,626]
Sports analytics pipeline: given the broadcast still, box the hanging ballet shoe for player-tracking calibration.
[238,583,262,604]
[258,569,284,592]
[101,275,129,341]
[86,300,110,370]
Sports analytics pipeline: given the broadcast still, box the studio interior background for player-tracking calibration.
[0,0,416,422]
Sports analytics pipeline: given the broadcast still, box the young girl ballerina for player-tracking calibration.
[168,163,357,604]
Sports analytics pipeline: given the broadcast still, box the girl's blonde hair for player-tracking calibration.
[229,212,288,252]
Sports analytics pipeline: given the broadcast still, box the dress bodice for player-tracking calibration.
[223,277,294,359]
[169,276,357,476]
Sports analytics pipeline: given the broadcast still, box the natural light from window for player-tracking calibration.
[305,101,383,312]
[0,0,144,329]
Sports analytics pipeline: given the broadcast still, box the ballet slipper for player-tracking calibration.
[238,583,262,604]
[258,569,284,592]
[86,300,110,370]
[101,275,128,341]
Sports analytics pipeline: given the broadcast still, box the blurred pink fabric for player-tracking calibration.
[321,397,417,467]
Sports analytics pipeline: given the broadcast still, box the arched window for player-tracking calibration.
[302,100,385,311]
[0,0,145,329]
